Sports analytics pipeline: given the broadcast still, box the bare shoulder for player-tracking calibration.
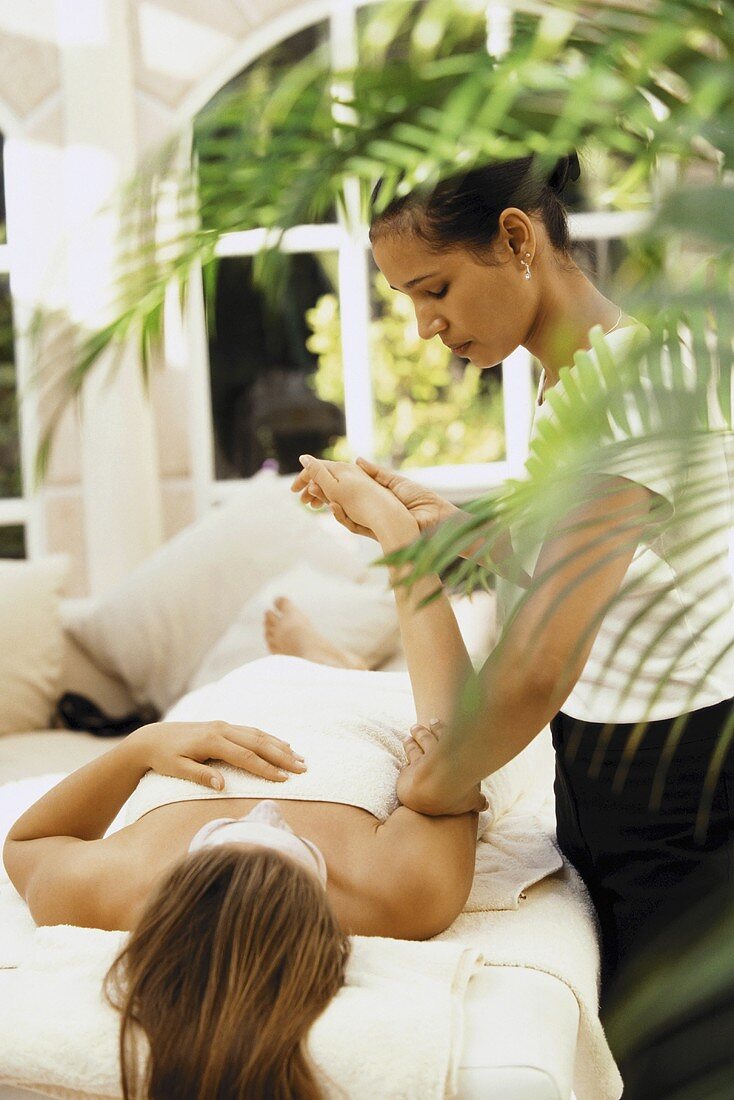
[353,807,476,940]
[23,835,141,930]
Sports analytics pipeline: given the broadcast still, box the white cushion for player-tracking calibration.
[450,590,498,667]
[0,556,70,736]
[188,563,400,691]
[64,472,370,713]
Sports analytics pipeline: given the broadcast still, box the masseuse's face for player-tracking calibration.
[371,225,536,369]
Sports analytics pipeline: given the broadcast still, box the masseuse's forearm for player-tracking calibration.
[375,513,476,728]
[6,735,148,843]
[405,631,567,814]
[452,506,531,587]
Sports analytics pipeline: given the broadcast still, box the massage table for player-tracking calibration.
[0,965,579,1100]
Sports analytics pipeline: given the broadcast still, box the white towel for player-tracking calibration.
[129,653,547,836]
[471,723,563,910]
[126,656,418,823]
[436,865,623,1100]
[0,919,482,1100]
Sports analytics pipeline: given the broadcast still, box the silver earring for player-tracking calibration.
[521,252,532,280]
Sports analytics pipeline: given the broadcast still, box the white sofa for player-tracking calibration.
[0,629,136,784]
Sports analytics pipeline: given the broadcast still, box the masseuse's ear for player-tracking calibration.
[496,207,535,263]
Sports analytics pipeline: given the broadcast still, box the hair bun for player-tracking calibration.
[548,152,581,195]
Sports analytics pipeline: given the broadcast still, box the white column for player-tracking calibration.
[330,0,375,460]
[3,133,47,561]
[56,0,162,593]
[163,261,216,518]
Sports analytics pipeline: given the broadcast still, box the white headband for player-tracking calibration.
[188,801,328,887]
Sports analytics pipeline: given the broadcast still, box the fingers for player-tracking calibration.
[220,726,307,775]
[408,718,443,753]
[177,760,226,790]
[411,728,437,753]
[328,500,353,528]
[356,456,379,477]
[292,467,329,510]
[215,742,292,782]
[300,487,322,509]
[303,481,328,508]
[299,454,339,496]
[328,500,373,539]
[404,738,422,765]
[471,788,490,814]
[290,469,310,493]
[356,456,391,487]
[403,719,442,765]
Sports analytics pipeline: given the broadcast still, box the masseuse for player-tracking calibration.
[293,152,734,1000]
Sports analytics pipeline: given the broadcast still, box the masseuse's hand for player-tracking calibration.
[297,455,411,538]
[398,719,487,816]
[292,456,460,540]
[129,721,307,791]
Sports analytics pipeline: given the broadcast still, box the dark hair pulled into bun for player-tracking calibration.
[547,152,581,196]
[370,151,582,259]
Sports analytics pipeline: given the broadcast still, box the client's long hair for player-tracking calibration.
[104,845,350,1100]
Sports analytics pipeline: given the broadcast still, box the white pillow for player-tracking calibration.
[0,555,70,735]
[450,590,498,667]
[64,472,370,713]
[188,563,400,692]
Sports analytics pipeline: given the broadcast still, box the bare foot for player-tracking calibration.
[263,597,368,670]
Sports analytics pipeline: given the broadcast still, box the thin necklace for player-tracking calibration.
[602,307,624,337]
[538,308,625,406]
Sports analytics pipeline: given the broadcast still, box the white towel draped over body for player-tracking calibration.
[126,656,417,825]
[0,655,623,1100]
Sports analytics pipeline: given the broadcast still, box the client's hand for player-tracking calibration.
[398,719,487,816]
[291,456,459,539]
[130,721,307,791]
[297,455,412,538]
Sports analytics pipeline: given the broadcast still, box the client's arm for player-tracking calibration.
[362,802,478,939]
[299,458,476,735]
[293,456,531,586]
[3,722,304,917]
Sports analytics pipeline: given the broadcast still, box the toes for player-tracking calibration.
[274,596,292,612]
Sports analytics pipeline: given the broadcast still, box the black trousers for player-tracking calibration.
[550,696,734,1002]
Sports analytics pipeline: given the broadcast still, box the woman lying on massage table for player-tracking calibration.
[2,466,484,1100]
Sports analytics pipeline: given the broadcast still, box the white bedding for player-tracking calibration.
[0,763,622,1099]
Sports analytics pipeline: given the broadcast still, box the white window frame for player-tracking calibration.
[200,1,654,507]
[0,235,28,534]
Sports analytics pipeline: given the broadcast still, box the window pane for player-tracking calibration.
[309,256,506,468]
[369,261,506,468]
[218,20,326,94]
[0,274,19,498]
[195,20,337,228]
[565,149,644,293]
[570,234,631,295]
[0,524,24,559]
[357,1,486,63]
[206,253,344,478]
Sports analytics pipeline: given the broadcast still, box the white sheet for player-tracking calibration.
[0,755,622,1099]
